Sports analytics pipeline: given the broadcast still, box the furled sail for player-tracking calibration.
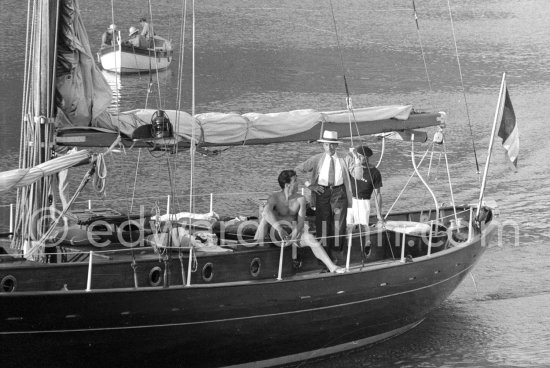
[56,105,445,148]
[0,150,90,193]
[56,0,112,127]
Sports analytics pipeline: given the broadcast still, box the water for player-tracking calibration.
[1,0,550,366]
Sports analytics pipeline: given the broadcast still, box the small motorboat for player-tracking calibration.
[98,35,173,73]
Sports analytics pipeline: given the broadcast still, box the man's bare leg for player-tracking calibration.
[301,231,344,273]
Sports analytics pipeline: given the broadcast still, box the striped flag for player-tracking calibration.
[496,79,519,167]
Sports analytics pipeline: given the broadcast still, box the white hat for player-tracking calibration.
[108,24,117,31]
[129,26,138,36]
[317,130,342,144]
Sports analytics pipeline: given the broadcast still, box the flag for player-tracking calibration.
[496,79,518,167]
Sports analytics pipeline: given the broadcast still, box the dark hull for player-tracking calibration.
[0,220,496,367]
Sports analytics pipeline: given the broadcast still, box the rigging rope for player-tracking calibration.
[446,0,480,179]
[147,0,163,109]
[411,0,433,102]
[92,153,108,196]
[188,0,197,216]
[129,148,142,212]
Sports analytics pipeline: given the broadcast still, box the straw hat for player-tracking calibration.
[317,130,342,144]
[129,26,139,36]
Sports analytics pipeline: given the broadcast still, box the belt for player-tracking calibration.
[320,184,344,190]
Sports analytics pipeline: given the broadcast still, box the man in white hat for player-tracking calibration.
[101,24,118,48]
[295,130,353,263]
[126,26,146,48]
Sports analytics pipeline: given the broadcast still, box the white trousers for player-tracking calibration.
[346,197,371,225]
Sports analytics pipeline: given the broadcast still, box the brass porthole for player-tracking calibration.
[250,258,261,277]
[149,266,163,287]
[202,262,214,282]
[1,275,17,292]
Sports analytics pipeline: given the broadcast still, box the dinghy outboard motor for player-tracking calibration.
[150,110,173,138]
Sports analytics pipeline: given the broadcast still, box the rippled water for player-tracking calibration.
[1,0,550,366]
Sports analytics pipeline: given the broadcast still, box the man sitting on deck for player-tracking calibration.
[255,170,344,273]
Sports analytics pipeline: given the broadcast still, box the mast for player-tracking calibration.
[14,0,60,254]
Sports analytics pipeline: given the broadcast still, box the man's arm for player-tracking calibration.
[344,151,363,179]
[290,197,306,244]
[373,188,383,221]
[295,154,325,195]
[296,153,325,174]
[262,193,289,239]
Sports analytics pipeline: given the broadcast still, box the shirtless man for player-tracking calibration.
[256,169,344,273]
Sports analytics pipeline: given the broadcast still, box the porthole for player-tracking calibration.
[250,258,261,277]
[149,266,163,287]
[202,263,214,282]
[1,275,17,292]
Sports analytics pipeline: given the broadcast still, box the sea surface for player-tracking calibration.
[1,0,549,367]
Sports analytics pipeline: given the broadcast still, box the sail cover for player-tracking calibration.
[56,105,444,147]
[0,150,90,192]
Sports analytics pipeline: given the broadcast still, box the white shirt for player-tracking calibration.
[318,153,344,186]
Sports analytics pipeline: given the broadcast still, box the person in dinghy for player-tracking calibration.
[125,26,147,48]
[255,169,345,273]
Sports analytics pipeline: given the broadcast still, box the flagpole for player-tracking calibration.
[476,72,506,219]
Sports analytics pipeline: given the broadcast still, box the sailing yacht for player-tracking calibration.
[0,1,508,367]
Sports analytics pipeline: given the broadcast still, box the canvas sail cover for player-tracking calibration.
[57,104,444,147]
[0,150,90,192]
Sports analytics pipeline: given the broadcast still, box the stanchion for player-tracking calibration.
[345,231,353,271]
[277,240,286,281]
[86,251,93,291]
[400,232,406,263]
[9,203,13,238]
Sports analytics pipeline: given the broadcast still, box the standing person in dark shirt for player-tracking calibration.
[101,24,118,48]
[346,145,383,231]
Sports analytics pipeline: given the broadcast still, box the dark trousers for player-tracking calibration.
[315,185,347,255]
